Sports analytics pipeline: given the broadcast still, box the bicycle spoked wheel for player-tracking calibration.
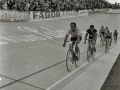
[87,47,91,61]
[75,47,80,67]
[105,43,109,54]
[92,48,96,60]
[66,50,72,72]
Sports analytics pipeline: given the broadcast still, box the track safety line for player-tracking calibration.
[46,42,119,90]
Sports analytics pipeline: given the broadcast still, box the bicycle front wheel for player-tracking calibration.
[87,47,91,61]
[66,49,73,72]
[75,47,80,67]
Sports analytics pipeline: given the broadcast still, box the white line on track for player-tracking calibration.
[46,62,88,90]
[0,42,8,45]
[46,42,119,90]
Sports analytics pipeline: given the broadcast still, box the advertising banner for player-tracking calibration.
[30,10,88,20]
[30,11,60,19]
[88,9,107,14]
[0,10,29,22]
[107,9,120,14]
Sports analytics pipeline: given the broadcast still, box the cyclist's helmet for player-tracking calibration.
[101,26,104,28]
[70,22,76,27]
[90,25,94,28]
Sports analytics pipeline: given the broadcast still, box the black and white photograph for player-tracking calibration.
[0,0,120,90]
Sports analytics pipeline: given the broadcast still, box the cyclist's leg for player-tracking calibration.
[88,40,91,51]
[101,34,104,42]
[109,37,111,46]
[71,41,75,57]
[92,39,96,52]
[75,36,82,53]
[116,35,118,41]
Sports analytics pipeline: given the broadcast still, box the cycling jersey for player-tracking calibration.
[113,32,118,36]
[100,29,105,35]
[67,28,82,37]
[87,29,97,39]
[106,32,111,39]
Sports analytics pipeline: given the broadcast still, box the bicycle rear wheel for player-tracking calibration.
[105,41,109,54]
[75,47,80,67]
[87,47,91,61]
[92,47,96,60]
[66,49,73,72]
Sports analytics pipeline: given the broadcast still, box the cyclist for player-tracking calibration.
[63,22,82,60]
[105,29,111,50]
[84,25,97,52]
[99,26,105,37]
[99,26,105,44]
[110,32,112,46]
[113,30,118,42]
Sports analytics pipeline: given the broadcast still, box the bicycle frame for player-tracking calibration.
[66,40,80,72]
[86,39,96,61]
[105,38,110,53]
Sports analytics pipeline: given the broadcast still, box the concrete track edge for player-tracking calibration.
[61,42,120,90]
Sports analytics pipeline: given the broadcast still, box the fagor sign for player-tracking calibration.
[30,11,60,19]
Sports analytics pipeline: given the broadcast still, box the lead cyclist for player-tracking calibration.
[63,22,82,60]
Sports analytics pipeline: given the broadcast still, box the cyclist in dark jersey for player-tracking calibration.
[113,30,118,41]
[105,29,111,46]
[84,25,97,51]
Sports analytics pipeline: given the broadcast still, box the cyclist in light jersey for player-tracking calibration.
[63,22,82,59]
[99,26,105,38]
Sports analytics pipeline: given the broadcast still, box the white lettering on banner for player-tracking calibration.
[0,10,29,22]
[17,26,53,39]
[31,11,60,19]
[61,10,88,18]
[107,9,120,14]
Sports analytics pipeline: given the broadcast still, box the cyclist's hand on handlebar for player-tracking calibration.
[84,41,86,44]
[63,43,66,47]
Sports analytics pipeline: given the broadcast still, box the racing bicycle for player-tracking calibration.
[86,39,96,61]
[66,40,80,72]
[105,38,110,54]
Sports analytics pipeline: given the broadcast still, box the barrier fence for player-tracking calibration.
[0,10,29,22]
[0,9,120,22]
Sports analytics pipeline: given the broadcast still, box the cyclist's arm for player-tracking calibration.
[84,32,88,43]
[76,35,82,44]
[99,29,101,36]
[95,32,97,41]
[63,34,69,47]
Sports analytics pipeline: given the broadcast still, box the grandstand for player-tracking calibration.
[0,0,120,11]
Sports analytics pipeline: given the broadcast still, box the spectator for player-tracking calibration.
[11,2,17,10]
[25,2,30,11]
[2,1,7,10]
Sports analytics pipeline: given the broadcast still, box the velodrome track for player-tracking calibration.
[0,14,120,90]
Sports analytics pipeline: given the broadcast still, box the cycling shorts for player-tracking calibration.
[101,32,105,35]
[106,36,111,39]
[71,37,82,41]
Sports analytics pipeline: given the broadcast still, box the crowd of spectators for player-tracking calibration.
[0,0,120,11]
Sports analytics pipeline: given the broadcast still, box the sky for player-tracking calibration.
[107,0,120,4]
